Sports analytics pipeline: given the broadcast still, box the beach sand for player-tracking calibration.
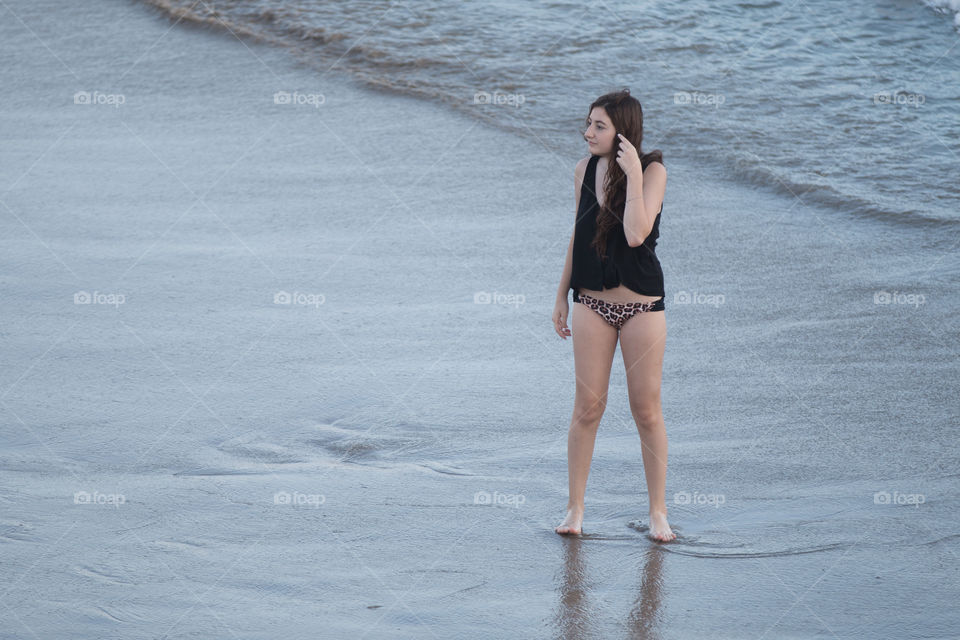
[2,0,958,638]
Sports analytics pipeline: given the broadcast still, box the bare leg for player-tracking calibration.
[619,308,676,542]
[555,301,619,535]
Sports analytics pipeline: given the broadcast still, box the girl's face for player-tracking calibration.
[583,107,616,155]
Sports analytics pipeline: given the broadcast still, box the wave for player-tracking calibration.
[138,1,446,71]
[133,0,496,121]
[725,158,959,230]
[923,0,960,29]
[135,0,960,232]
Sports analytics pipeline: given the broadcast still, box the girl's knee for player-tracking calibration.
[629,402,662,430]
[573,399,606,428]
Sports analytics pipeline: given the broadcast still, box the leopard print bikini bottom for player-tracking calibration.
[573,290,664,330]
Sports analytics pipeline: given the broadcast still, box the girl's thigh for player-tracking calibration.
[571,302,619,410]
[618,310,666,408]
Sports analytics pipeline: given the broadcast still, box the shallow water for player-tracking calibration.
[137,0,960,228]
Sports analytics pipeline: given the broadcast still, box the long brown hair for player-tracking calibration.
[580,89,663,257]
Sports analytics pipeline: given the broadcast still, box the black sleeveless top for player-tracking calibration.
[569,154,664,298]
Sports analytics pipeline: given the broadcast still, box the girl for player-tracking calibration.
[552,89,675,542]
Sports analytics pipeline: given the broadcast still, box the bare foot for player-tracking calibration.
[555,506,584,535]
[648,510,676,542]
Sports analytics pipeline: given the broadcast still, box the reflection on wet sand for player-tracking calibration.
[554,538,666,639]
[628,548,666,639]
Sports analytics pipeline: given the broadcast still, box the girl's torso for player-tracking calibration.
[577,156,663,305]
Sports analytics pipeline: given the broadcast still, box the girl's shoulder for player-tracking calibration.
[576,155,592,174]
[643,160,666,178]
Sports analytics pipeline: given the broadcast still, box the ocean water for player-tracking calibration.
[139,0,960,229]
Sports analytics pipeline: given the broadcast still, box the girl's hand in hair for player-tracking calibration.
[615,133,643,178]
